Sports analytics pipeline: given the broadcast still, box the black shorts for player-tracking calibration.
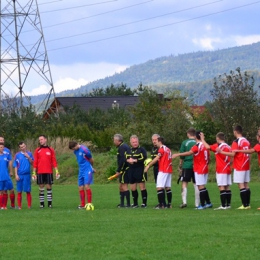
[119,170,130,184]
[153,166,159,183]
[37,173,53,185]
[181,168,195,183]
[129,167,147,184]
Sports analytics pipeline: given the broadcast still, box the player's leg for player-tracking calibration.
[37,174,45,208]
[155,172,166,208]
[139,171,148,208]
[118,172,126,207]
[191,171,200,208]
[16,175,23,209]
[244,170,250,208]
[203,174,212,208]
[6,177,15,208]
[24,174,32,209]
[165,174,172,208]
[46,174,53,208]
[225,174,232,209]
[180,169,189,208]
[78,173,85,209]
[122,183,130,207]
[85,169,94,204]
[130,183,138,207]
[0,181,4,209]
[234,170,248,209]
[214,173,227,209]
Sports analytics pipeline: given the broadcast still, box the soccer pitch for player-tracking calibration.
[1,182,260,260]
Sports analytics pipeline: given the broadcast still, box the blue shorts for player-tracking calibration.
[16,174,31,193]
[5,177,14,190]
[0,181,8,191]
[78,169,94,186]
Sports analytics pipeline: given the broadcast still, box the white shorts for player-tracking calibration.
[233,170,250,183]
[156,172,172,188]
[194,173,208,186]
[216,173,232,186]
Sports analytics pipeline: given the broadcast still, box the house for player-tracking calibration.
[43,96,140,119]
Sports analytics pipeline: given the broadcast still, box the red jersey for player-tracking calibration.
[191,142,209,174]
[158,145,172,174]
[33,146,58,174]
[231,137,250,171]
[253,143,260,165]
[210,143,231,174]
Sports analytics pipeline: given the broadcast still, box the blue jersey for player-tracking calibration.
[74,145,93,174]
[0,153,10,181]
[13,151,34,175]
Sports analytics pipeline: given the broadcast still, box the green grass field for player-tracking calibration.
[1,182,260,260]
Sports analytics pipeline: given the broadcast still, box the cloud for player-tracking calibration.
[234,35,260,46]
[192,37,222,50]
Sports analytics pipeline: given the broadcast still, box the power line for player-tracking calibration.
[38,0,63,6]
[48,1,260,52]
[45,0,222,43]
[41,0,118,13]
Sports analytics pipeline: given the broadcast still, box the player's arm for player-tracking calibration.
[200,132,210,150]
[24,151,33,165]
[14,167,19,181]
[172,150,193,159]
[116,146,126,174]
[8,160,13,176]
[217,149,235,157]
[232,148,255,154]
[144,155,159,173]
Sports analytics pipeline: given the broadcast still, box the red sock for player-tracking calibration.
[86,189,92,203]
[79,190,85,206]
[0,194,3,208]
[3,193,8,208]
[26,192,32,208]
[10,193,15,207]
[17,192,22,208]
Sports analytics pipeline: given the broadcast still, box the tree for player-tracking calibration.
[210,68,260,143]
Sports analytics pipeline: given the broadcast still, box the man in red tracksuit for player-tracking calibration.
[33,135,60,209]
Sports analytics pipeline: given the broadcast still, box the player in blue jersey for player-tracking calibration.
[69,141,94,209]
[13,142,34,209]
[0,142,11,209]
[0,136,15,209]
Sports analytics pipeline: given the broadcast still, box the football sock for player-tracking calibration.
[166,189,172,204]
[120,191,124,205]
[3,193,8,208]
[125,190,130,206]
[199,189,206,206]
[181,187,187,204]
[47,189,52,206]
[26,192,32,208]
[204,188,211,204]
[194,184,200,207]
[0,194,3,208]
[17,192,22,208]
[246,188,251,206]
[132,190,138,205]
[79,190,85,206]
[10,193,15,207]
[39,188,44,206]
[220,190,226,207]
[157,189,166,207]
[86,189,92,203]
[141,189,147,205]
[240,188,247,207]
[226,190,232,206]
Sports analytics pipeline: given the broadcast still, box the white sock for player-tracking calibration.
[182,187,187,204]
[194,184,200,207]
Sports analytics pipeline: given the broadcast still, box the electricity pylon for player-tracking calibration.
[0,0,57,116]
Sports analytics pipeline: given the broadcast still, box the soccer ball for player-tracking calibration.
[85,203,94,211]
[144,158,152,166]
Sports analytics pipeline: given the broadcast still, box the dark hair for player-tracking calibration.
[18,141,25,146]
[233,125,242,134]
[187,128,196,136]
[157,137,165,144]
[69,141,78,149]
[195,130,201,140]
[39,135,47,139]
[216,132,225,141]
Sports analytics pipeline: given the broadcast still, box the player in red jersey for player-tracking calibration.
[145,137,172,209]
[33,135,60,209]
[200,132,232,210]
[217,125,251,209]
[172,131,212,210]
[233,131,260,209]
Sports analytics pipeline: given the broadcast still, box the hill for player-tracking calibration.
[30,42,260,105]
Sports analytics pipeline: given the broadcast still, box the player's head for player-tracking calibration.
[233,125,243,137]
[152,134,160,146]
[195,130,202,141]
[0,142,4,153]
[38,135,47,146]
[157,137,165,147]
[113,134,123,146]
[130,135,139,148]
[256,132,260,142]
[18,141,27,151]
[69,141,79,150]
[187,128,196,138]
[0,136,5,143]
[216,132,225,143]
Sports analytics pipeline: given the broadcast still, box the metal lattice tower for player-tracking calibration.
[0,0,57,115]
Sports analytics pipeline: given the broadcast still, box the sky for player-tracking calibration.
[1,0,260,97]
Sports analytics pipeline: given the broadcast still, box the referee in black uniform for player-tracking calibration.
[113,134,130,208]
[126,135,147,208]
[151,134,160,183]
